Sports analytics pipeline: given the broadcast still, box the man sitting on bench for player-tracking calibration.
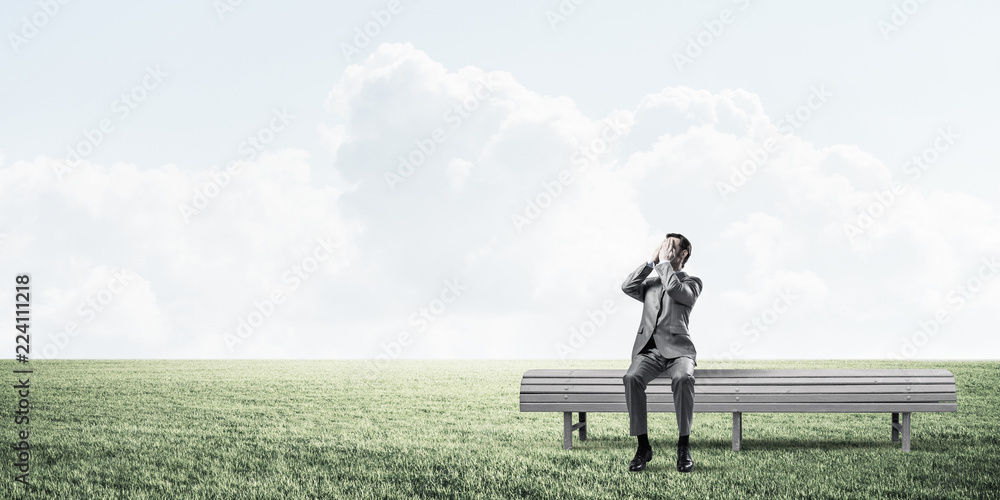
[621,233,704,473]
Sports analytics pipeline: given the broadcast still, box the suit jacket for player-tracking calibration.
[622,261,704,363]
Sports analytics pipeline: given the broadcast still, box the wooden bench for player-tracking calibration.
[519,368,957,452]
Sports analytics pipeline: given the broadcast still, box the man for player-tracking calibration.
[621,233,703,473]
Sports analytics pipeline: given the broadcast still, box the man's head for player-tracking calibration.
[665,233,692,269]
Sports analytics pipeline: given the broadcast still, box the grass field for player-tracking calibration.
[2,359,997,499]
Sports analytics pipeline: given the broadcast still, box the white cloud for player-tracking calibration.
[320,42,999,360]
[0,149,358,358]
[2,43,998,360]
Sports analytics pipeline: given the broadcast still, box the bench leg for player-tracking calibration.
[732,411,742,451]
[564,412,573,449]
[563,412,588,449]
[901,412,911,452]
[891,413,899,442]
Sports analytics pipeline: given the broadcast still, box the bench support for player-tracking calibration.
[563,411,587,449]
[891,412,911,452]
[902,412,911,452]
[732,411,743,451]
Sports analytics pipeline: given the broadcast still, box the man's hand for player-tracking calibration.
[658,238,676,265]
[651,240,664,264]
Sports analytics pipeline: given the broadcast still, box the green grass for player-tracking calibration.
[1,359,997,499]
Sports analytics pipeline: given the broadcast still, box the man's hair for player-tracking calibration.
[666,232,692,269]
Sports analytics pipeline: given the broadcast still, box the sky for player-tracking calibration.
[1,0,998,360]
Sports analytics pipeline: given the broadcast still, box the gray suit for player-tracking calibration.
[621,261,704,436]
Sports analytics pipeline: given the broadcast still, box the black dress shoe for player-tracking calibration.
[676,444,693,473]
[628,446,653,472]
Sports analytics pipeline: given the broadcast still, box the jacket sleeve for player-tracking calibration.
[654,262,703,307]
[621,262,653,302]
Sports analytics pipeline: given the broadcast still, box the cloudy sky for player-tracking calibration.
[2,1,998,360]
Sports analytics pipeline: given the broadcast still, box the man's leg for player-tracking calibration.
[666,356,696,436]
[623,349,668,471]
[666,355,696,472]
[623,350,669,437]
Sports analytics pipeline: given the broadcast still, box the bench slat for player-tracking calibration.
[519,402,958,413]
[520,376,954,386]
[525,368,958,451]
[520,383,957,394]
[523,368,955,378]
[519,393,956,403]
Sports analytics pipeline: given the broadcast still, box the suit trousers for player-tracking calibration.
[623,347,695,436]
